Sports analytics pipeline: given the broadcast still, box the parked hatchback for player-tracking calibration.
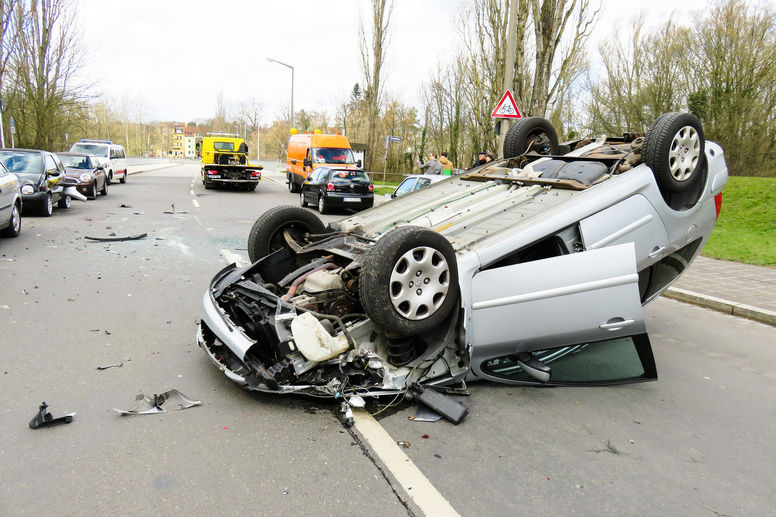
[68,139,128,184]
[57,153,108,199]
[299,167,374,214]
[0,161,22,237]
[0,149,67,216]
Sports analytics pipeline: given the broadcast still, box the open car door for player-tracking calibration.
[468,243,656,385]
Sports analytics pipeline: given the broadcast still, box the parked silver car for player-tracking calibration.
[197,113,727,408]
[0,161,22,238]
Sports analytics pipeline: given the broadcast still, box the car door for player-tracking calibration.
[0,163,15,223]
[468,242,654,384]
[303,169,321,203]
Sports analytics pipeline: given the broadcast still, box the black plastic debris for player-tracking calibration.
[412,385,469,425]
[114,389,201,415]
[29,402,75,429]
[85,233,147,242]
[96,358,129,371]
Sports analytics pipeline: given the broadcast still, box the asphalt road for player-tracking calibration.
[1,163,774,516]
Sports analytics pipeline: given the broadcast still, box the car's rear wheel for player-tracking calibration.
[317,195,328,214]
[359,226,459,337]
[247,205,326,262]
[88,182,97,199]
[300,190,308,207]
[644,112,705,194]
[100,179,108,196]
[503,117,559,158]
[1,203,21,237]
[119,171,127,184]
[41,194,53,216]
[58,195,71,209]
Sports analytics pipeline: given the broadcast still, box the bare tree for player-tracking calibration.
[359,0,394,170]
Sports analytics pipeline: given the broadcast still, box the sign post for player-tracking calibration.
[492,90,522,158]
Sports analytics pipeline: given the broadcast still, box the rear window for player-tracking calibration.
[71,143,109,157]
[213,142,234,151]
[0,152,42,174]
[330,170,370,184]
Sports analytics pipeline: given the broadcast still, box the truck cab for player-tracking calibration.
[286,132,360,193]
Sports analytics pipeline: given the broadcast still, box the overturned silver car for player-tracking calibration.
[197,113,727,404]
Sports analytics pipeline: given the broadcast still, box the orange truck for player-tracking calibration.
[285,133,361,192]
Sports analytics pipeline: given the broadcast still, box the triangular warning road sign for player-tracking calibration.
[491,90,522,119]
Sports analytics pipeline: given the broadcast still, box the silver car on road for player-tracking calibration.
[197,112,727,407]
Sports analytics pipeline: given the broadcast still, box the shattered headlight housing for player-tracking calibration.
[21,184,35,195]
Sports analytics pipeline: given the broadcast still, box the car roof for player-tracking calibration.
[0,148,46,154]
[57,152,91,157]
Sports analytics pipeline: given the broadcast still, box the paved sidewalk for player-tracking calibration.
[665,256,776,326]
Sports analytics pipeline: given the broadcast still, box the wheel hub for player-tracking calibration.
[668,125,700,181]
[389,246,450,320]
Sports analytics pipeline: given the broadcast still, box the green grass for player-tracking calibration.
[702,176,776,267]
[372,181,398,196]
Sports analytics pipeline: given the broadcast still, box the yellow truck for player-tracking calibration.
[200,134,263,191]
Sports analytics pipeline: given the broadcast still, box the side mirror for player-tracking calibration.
[47,170,61,178]
[357,160,362,168]
[96,165,104,170]
[290,159,297,165]
[303,158,312,168]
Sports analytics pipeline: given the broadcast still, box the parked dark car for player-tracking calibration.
[0,149,68,216]
[299,167,374,214]
[57,152,108,199]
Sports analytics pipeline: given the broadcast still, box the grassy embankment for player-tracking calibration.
[703,176,776,267]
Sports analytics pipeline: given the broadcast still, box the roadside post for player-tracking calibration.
[382,135,401,184]
[0,98,4,148]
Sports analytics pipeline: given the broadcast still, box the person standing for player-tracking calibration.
[438,152,455,175]
[418,153,443,175]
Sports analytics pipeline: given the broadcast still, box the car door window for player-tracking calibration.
[394,178,417,197]
[44,154,58,174]
[414,178,431,191]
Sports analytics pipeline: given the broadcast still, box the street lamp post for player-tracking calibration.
[266,57,294,129]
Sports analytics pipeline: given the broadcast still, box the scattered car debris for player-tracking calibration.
[114,389,201,415]
[29,402,75,429]
[409,406,443,423]
[85,233,147,242]
[119,203,132,208]
[412,386,469,425]
[96,359,130,370]
[397,441,411,448]
[163,204,186,214]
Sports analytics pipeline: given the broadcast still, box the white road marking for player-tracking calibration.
[353,409,460,517]
[265,176,279,184]
[219,249,249,267]
[192,199,200,208]
[190,189,195,196]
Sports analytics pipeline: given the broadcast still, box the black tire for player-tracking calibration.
[503,117,559,158]
[88,182,97,200]
[1,203,21,237]
[41,194,53,217]
[100,179,108,196]
[644,112,705,194]
[288,174,301,193]
[359,226,459,337]
[58,195,71,209]
[247,205,326,262]
[119,171,126,184]
[245,182,258,191]
[299,190,308,207]
[204,176,213,190]
[107,171,113,185]
[317,195,328,214]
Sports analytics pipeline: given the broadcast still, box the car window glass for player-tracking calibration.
[213,142,234,151]
[481,336,653,384]
[45,154,58,172]
[71,143,109,157]
[415,178,431,191]
[394,178,417,196]
[331,170,369,184]
[314,148,354,164]
[0,152,43,173]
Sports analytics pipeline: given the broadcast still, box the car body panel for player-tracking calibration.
[0,149,65,210]
[0,162,21,232]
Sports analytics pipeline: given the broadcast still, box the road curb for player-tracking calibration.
[127,163,177,175]
[663,287,776,327]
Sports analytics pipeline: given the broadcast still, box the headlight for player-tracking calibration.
[21,185,35,195]
[80,173,92,182]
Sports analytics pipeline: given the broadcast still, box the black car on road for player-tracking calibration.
[299,167,374,214]
[0,149,67,216]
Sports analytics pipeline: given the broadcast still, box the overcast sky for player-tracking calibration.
[77,0,711,124]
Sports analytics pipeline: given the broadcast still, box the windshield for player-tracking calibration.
[330,169,370,184]
[313,148,355,164]
[71,143,109,157]
[213,142,234,151]
[58,155,92,169]
[0,152,43,174]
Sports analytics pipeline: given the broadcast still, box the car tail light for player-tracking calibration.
[251,171,261,177]
[207,169,218,175]
[368,184,374,192]
[326,182,335,191]
[714,192,723,220]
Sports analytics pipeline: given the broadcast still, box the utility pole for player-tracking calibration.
[0,99,5,148]
[498,0,519,158]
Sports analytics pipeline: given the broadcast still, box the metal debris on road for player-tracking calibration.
[85,233,148,242]
[29,402,75,429]
[408,406,443,423]
[397,441,411,448]
[114,389,201,415]
[163,204,187,214]
[96,359,130,370]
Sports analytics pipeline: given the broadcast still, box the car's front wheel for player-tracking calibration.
[58,195,71,209]
[359,226,459,337]
[88,182,97,199]
[1,203,21,237]
[100,179,108,196]
[247,205,326,262]
[41,194,53,216]
[644,112,705,194]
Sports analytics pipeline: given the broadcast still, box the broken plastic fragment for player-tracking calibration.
[114,389,201,415]
[410,406,443,423]
[85,233,147,242]
[29,402,75,429]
